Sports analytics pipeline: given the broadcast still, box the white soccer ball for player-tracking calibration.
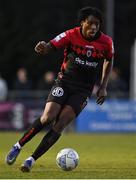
[56,148,79,171]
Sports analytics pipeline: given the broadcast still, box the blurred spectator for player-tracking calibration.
[37,71,55,90]
[0,74,8,102]
[107,67,128,98]
[13,68,32,90]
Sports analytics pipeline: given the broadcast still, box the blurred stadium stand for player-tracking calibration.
[0,89,131,132]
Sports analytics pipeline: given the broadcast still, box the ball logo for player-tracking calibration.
[52,87,64,97]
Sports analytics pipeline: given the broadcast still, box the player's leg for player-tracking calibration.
[19,102,61,146]
[6,102,61,165]
[53,105,76,133]
[52,92,90,133]
[18,80,67,148]
[20,105,76,172]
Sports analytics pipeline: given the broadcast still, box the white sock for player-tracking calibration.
[14,142,22,149]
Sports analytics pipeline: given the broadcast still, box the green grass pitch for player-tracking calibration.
[0,132,136,179]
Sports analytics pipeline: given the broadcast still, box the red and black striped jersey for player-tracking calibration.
[50,27,114,89]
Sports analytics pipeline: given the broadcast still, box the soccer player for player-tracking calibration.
[6,6,114,172]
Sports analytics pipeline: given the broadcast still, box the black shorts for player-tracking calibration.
[46,80,93,116]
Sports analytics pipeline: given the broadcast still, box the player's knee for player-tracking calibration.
[59,112,75,123]
[40,111,57,124]
[61,106,76,121]
[54,113,75,133]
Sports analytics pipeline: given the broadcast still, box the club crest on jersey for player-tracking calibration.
[86,50,92,57]
[86,46,94,57]
[52,87,64,97]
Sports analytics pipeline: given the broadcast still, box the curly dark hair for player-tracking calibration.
[78,6,102,24]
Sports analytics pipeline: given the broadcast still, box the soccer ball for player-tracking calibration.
[56,148,79,171]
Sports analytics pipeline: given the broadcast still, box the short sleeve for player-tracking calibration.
[50,31,70,49]
[106,38,114,60]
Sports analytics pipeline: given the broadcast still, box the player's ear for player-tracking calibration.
[80,21,84,26]
[80,19,87,27]
[80,20,84,27]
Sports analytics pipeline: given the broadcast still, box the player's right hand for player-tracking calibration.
[35,41,47,55]
[96,86,107,105]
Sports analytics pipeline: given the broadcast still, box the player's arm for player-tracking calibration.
[96,37,114,105]
[100,58,113,89]
[35,31,71,55]
[35,41,54,55]
[96,58,113,105]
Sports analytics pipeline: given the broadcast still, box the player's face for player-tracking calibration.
[81,15,100,40]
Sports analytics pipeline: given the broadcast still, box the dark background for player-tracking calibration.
[0,0,135,89]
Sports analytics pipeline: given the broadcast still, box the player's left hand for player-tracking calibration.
[96,86,107,105]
